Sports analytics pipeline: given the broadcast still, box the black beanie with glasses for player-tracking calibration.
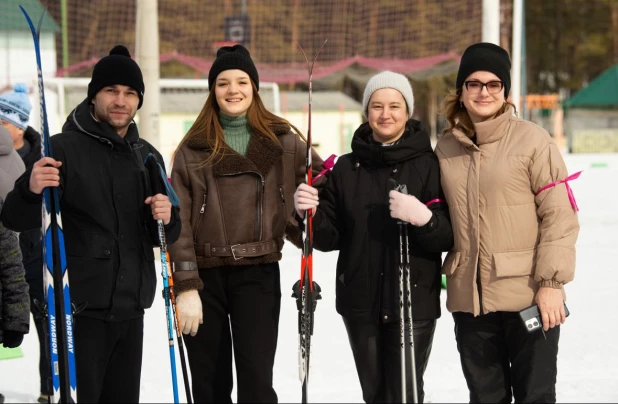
[456,42,511,97]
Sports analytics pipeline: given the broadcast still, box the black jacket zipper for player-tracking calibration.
[256,176,265,241]
[193,192,207,241]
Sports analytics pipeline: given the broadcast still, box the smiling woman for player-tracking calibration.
[214,69,254,117]
[167,44,325,403]
[436,42,580,403]
[293,70,454,403]
[460,71,506,124]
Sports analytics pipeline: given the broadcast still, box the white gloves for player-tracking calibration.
[176,289,203,336]
[389,190,432,227]
[294,183,319,218]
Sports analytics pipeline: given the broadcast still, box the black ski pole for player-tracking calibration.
[403,224,418,403]
[388,179,418,403]
[169,269,193,403]
[144,153,188,403]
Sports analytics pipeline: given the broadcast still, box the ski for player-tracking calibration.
[144,154,192,404]
[20,6,77,403]
[292,40,327,404]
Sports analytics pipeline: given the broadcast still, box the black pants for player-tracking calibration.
[183,262,281,403]
[453,311,560,404]
[343,318,437,403]
[74,316,144,403]
[24,257,51,396]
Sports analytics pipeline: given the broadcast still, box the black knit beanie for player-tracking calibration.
[88,45,145,109]
[208,44,259,91]
[456,43,511,97]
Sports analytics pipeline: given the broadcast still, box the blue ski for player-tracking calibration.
[20,6,78,403]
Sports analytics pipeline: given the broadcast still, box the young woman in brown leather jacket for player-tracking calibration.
[167,44,323,403]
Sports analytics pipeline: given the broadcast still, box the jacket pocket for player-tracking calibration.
[441,251,461,276]
[139,246,157,309]
[277,185,288,233]
[64,231,115,309]
[492,250,535,277]
[193,192,207,242]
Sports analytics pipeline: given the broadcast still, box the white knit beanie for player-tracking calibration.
[0,83,32,131]
[362,71,414,119]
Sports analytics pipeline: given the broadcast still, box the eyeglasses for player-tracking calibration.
[463,80,504,95]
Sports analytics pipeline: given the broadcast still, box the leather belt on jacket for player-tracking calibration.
[195,240,279,260]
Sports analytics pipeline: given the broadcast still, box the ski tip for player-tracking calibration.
[296,42,310,65]
[18,5,31,21]
[18,5,45,39]
[36,8,48,38]
[313,40,328,65]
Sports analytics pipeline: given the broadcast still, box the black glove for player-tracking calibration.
[2,330,24,348]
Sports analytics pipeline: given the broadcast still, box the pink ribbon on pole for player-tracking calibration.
[535,171,582,211]
[314,154,337,181]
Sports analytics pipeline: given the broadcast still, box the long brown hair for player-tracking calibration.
[175,80,305,166]
[439,88,517,138]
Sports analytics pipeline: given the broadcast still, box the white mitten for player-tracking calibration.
[176,289,203,336]
[388,190,432,226]
[294,183,319,218]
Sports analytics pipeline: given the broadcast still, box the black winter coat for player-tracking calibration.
[1,98,181,321]
[313,119,453,324]
[0,218,30,344]
[18,126,43,265]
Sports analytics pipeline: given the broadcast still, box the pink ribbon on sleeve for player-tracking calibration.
[425,198,445,207]
[314,154,338,181]
[535,171,582,211]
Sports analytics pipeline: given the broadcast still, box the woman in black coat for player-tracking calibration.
[294,71,453,403]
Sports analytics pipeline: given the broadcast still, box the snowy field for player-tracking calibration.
[1,152,617,403]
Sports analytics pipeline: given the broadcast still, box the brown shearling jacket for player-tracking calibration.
[168,122,324,293]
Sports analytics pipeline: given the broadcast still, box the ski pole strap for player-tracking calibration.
[314,154,337,181]
[425,198,445,207]
[144,152,180,207]
[535,171,582,211]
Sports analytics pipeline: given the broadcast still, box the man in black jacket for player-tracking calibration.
[0,45,181,403]
[0,83,49,404]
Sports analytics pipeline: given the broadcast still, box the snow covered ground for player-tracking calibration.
[1,152,617,403]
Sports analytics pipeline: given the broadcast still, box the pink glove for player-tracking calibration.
[389,190,432,227]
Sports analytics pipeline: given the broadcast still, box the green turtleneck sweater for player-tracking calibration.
[220,113,251,156]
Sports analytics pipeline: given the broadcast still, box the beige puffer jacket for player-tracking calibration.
[435,107,579,316]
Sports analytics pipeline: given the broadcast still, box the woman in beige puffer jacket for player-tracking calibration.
[435,43,579,404]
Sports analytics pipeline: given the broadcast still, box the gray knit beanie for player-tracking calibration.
[362,71,414,119]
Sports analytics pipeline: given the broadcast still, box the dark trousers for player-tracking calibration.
[24,257,51,396]
[453,311,560,404]
[74,316,144,403]
[183,262,281,403]
[343,318,437,403]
